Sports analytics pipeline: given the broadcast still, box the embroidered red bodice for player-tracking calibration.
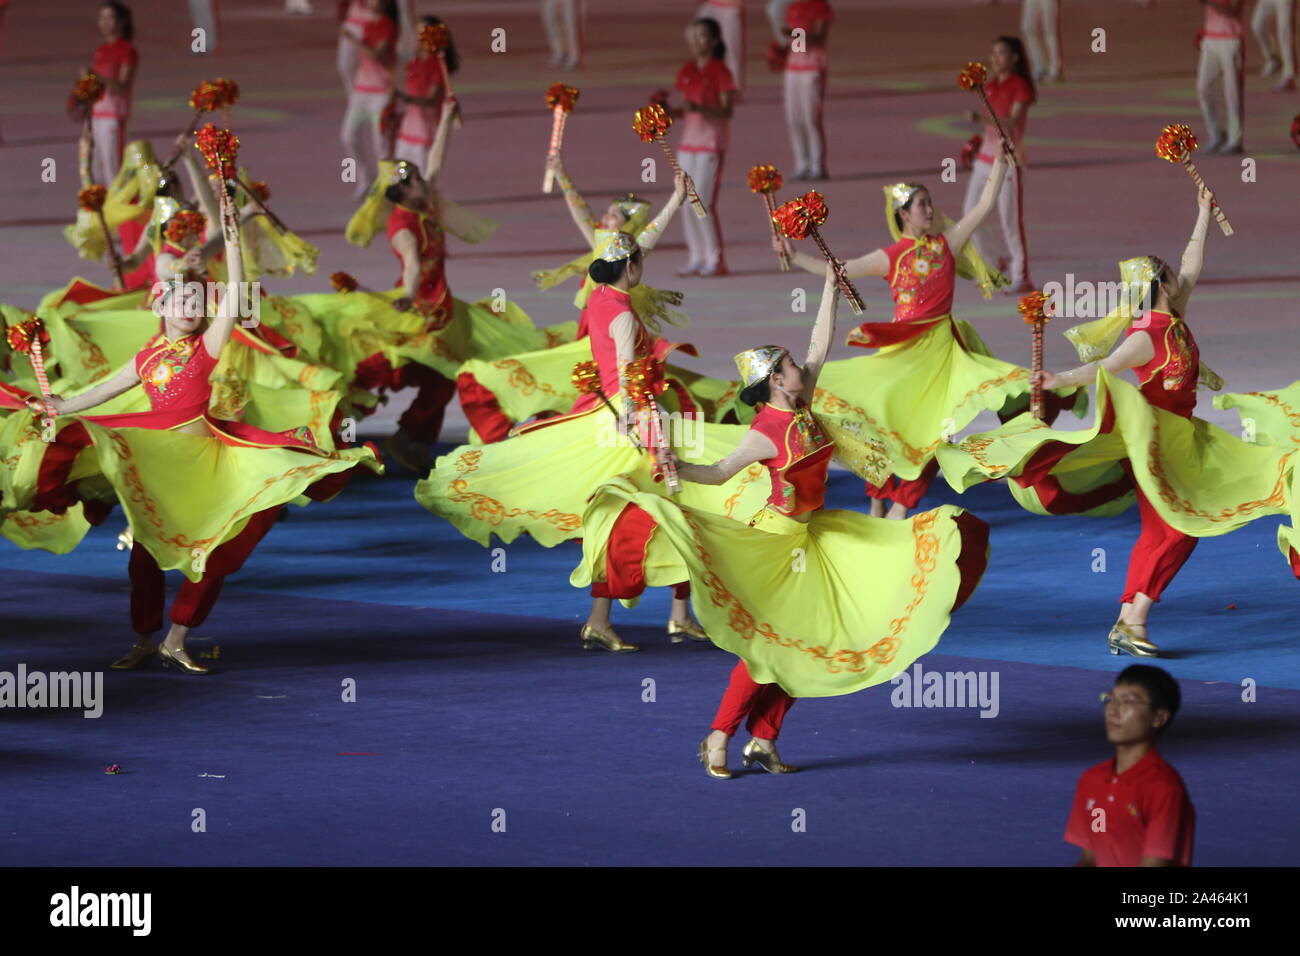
[1127,309,1199,419]
[748,400,834,516]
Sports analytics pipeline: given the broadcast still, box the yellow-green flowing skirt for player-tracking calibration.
[813,317,1084,481]
[936,369,1299,545]
[570,475,990,698]
[414,407,772,548]
[0,409,381,579]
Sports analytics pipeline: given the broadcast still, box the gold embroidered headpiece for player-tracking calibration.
[598,231,639,262]
[614,194,651,221]
[734,345,788,388]
[885,182,924,212]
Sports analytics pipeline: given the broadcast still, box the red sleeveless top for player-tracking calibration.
[134,333,219,422]
[1127,309,1199,419]
[885,233,956,322]
[571,284,658,413]
[388,204,451,324]
[748,400,834,516]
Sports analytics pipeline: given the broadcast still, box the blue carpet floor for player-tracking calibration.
[3,461,1298,865]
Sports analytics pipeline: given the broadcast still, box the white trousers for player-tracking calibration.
[541,0,583,65]
[691,2,745,89]
[1197,38,1244,149]
[341,90,390,186]
[1021,0,1060,78]
[783,69,826,176]
[962,159,1029,287]
[337,32,360,93]
[679,150,725,270]
[1253,0,1296,79]
[91,116,125,186]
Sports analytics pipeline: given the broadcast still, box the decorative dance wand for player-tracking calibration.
[632,104,707,219]
[957,62,1019,167]
[1018,290,1053,421]
[624,356,680,495]
[1155,124,1232,236]
[7,317,55,418]
[421,23,461,128]
[194,124,241,246]
[67,72,106,186]
[232,174,291,234]
[1291,114,1300,150]
[542,83,579,193]
[747,164,789,271]
[571,360,628,428]
[164,78,239,169]
[77,185,125,288]
[771,191,866,314]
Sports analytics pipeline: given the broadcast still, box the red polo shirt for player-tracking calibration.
[91,38,138,119]
[675,58,737,153]
[1064,748,1195,866]
[976,72,1033,163]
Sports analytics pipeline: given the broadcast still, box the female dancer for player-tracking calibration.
[456,157,703,443]
[306,101,544,469]
[2,162,379,673]
[571,264,989,776]
[777,148,1079,519]
[937,185,1300,657]
[961,36,1035,294]
[86,2,138,185]
[415,230,773,652]
[393,15,455,167]
[340,0,398,199]
[781,0,832,181]
[671,17,736,278]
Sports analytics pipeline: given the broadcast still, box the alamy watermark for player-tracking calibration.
[0,664,102,718]
[1043,275,1152,320]
[890,663,1000,718]
[150,279,262,328]
[595,409,704,459]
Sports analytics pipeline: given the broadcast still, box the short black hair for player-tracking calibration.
[587,248,642,285]
[1115,665,1181,733]
[384,183,405,204]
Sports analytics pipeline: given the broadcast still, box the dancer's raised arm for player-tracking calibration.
[1171,186,1214,313]
[635,171,687,253]
[945,151,1007,254]
[546,154,598,247]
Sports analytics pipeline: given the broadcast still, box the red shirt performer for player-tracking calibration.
[1065,665,1195,866]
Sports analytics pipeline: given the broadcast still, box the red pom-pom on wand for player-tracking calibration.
[1155,123,1232,236]
[958,61,1019,167]
[632,104,707,219]
[772,191,865,313]
[748,164,789,271]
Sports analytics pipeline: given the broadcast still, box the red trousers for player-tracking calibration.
[397,364,456,445]
[589,502,690,600]
[128,507,281,635]
[866,459,940,510]
[711,660,796,740]
[1122,474,1198,605]
[354,355,457,445]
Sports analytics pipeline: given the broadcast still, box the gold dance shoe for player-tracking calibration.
[1107,622,1159,658]
[698,738,733,780]
[110,642,157,670]
[667,619,709,644]
[741,739,798,774]
[159,644,212,675]
[579,624,639,653]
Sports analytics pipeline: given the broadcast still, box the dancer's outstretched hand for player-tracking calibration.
[1030,369,1057,389]
[1196,184,1216,213]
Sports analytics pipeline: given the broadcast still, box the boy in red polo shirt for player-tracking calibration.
[1065,665,1196,866]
